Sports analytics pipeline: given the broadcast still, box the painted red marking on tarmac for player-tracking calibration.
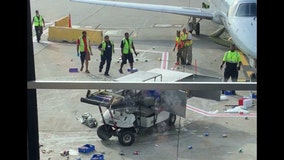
[186,105,256,118]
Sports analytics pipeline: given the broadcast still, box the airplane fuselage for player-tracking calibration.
[210,0,257,64]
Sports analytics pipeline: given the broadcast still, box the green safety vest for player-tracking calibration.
[122,38,133,54]
[78,36,91,52]
[223,51,241,63]
[175,36,183,48]
[101,41,114,55]
[33,16,44,26]
[181,32,192,46]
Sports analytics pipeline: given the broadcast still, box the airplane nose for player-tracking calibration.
[235,17,257,60]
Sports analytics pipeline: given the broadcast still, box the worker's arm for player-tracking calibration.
[132,42,137,56]
[88,40,93,55]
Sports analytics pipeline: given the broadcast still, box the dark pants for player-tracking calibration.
[176,48,184,63]
[121,53,134,64]
[222,63,238,94]
[35,26,43,42]
[80,52,86,66]
[100,55,112,74]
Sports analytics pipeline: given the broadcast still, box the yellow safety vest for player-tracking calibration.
[101,41,114,55]
[175,36,184,48]
[181,31,192,46]
[33,16,44,26]
[223,51,241,63]
[78,36,91,52]
[122,38,133,54]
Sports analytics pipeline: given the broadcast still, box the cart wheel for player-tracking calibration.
[97,125,112,140]
[168,113,176,126]
[118,130,135,146]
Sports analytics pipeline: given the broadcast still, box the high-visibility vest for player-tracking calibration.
[78,36,91,52]
[33,16,44,26]
[100,41,114,55]
[122,38,133,54]
[223,51,241,63]
[175,36,184,48]
[181,31,192,46]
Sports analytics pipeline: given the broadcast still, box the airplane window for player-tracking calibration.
[236,3,257,17]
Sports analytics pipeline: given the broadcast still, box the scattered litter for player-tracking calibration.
[245,117,249,120]
[204,133,209,136]
[250,92,257,99]
[60,150,69,156]
[133,151,140,155]
[119,151,125,155]
[224,106,249,114]
[220,95,228,101]
[188,145,193,149]
[238,148,243,153]
[222,134,227,138]
[155,144,160,147]
[69,68,78,73]
[127,68,138,72]
[81,112,98,128]
[224,90,234,95]
[90,153,104,160]
[78,144,95,153]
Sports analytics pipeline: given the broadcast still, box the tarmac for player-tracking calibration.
[30,0,257,159]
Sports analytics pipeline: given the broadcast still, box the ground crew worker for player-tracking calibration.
[202,2,210,9]
[220,44,242,95]
[181,27,193,65]
[77,31,93,73]
[98,35,114,76]
[32,10,45,43]
[173,30,184,65]
[119,32,138,74]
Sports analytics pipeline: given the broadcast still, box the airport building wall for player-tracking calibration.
[48,15,103,45]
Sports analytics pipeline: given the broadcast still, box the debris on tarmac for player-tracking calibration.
[119,151,125,155]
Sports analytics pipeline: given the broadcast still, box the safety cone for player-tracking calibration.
[68,13,72,28]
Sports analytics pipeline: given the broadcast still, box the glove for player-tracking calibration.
[77,52,80,57]
[237,66,241,70]
[134,52,138,56]
[220,65,223,70]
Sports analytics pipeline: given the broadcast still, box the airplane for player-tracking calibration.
[70,0,257,68]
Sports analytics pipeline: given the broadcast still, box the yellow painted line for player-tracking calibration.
[246,71,254,78]
[237,50,249,66]
[237,78,248,82]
